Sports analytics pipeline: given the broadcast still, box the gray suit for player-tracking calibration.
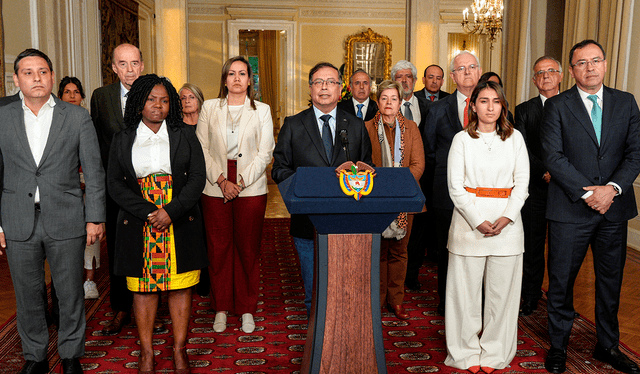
[0,96,106,361]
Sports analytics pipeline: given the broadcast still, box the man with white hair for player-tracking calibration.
[423,51,482,315]
[392,60,430,132]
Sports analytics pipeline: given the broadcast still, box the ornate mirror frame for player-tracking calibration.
[344,28,392,85]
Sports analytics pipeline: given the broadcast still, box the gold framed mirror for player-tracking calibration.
[344,28,392,86]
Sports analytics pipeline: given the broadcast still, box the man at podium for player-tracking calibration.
[272,61,372,314]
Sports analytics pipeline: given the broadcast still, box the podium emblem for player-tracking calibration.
[337,163,375,201]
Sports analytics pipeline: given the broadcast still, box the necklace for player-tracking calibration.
[479,131,497,151]
[228,105,243,133]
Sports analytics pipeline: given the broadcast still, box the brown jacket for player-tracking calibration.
[365,115,426,212]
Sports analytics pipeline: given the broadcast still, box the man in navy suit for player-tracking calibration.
[337,69,378,121]
[414,64,449,102]
[272,62,372,314]
[514,55,562,316]
[541,39,640,374]
[423,51,482,315]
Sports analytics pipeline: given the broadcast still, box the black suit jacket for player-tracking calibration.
[107,122,208,277]
[0,92,20,107]
[91,82,125,169]
[272,107,373,238]
[541,85,640,223]
[414,89,450,102]
[423,91,463,211]
[337,98,378,121]
[515,96,548,190]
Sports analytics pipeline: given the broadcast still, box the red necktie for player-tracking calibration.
[429,95,435,102]
[463,98,470,128]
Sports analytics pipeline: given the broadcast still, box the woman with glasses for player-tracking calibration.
[444,80,529,373]
[196,56,275,334]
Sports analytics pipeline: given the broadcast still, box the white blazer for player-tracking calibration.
[196,96,275,197]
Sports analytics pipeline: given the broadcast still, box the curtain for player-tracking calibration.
[0,0,4,97]
[502,0,534,111]
[258,30,279,128]
[562,0,632,90]
[98,0,139,86]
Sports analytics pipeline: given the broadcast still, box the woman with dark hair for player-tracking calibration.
[444,80,529,373]
[478,72,514,125]
[58,76,86,106]
[196,56,275,333]
[364,80,424,320]
[107,74,207,374]
[179,83,205,126]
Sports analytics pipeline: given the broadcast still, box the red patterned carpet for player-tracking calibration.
[1,218,639,373]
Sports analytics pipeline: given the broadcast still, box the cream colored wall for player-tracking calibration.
[3,0,34,93]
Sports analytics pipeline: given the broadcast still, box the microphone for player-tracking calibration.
[340,129,351,162]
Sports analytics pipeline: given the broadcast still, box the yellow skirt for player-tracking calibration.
[126,173,199,292]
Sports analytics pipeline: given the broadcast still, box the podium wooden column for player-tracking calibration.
[278,167,425,374]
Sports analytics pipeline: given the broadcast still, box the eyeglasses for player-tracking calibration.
[571,58,604,69]
[452,64,478,74]
[534,69,561,77]
[311,79,341,87]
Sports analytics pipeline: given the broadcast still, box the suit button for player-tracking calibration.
[36,172,41,177]
[238,153,242,157]
[599,156,604,160]
[594,176,600,180]
[28,193,33,197]
[124,176,127,180]
[184,172,187,176]
[123,220,129,225]
[189,216,194,221]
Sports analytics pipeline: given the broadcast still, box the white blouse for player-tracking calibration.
[226,105,243,159]
[132,120,172,178]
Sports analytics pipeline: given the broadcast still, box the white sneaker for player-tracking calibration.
[241,313,255,333]
[84,280,99,299]
[213,312,227,332]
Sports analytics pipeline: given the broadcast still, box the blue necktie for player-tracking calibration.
[588,95,602,144]
[320,114,333,160]
[403,102,413,121]
[356,104,364,119]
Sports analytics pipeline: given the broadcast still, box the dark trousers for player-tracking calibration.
[6,209,86,361]
[434,208,454,307]
[106,194,133,312]
[547,216,627,349]
[521,184,548,302]
[405,210,438,284]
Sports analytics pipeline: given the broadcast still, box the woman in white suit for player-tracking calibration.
[444,80,529,373]
[196,56,275,334]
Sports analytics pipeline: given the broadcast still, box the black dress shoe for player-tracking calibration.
[519,298,538,316]
[593,344,640,374]
[62,358,83,374]
[545,347,567,373]
[102,311,131,336]
[404,280,422,291]
[18,360,48,374]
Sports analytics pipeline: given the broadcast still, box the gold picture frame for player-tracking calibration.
[344,28,392,85]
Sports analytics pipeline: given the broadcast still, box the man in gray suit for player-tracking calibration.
[90,43,144,335]
[0,49,105,374]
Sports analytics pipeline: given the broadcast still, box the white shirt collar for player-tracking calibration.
[120,82,130,98]
[576,85,603,102]
[20,92,56,111]
[136,120,169,142]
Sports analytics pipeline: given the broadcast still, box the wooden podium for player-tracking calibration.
[278,167,425,374]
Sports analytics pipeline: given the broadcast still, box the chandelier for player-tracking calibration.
[461,0,504,50]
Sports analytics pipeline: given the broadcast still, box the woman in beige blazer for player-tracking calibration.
[196,56,275,334]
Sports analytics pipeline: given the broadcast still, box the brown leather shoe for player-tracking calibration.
[102,311,131,336]
[153,318,164,334]
[388,304,410,320]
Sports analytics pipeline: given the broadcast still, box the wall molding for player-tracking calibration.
[299,8,404,19]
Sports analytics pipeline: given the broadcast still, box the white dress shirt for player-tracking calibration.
[313,105,337,144]
[456,91,469,126]
[401,94,422,126]
[227,104,243,159]
[132,120,172,178]
[120,83,130,115]
[352,97,370,118]
[22,92,56,204]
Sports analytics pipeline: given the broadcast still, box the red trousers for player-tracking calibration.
[201,190,267,314]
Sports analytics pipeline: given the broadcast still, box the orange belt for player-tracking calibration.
[464,186,513,198]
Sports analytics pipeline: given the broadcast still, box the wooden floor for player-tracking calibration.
[1,183,640,355]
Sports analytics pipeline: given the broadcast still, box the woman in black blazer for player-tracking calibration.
[107,74,207,374]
